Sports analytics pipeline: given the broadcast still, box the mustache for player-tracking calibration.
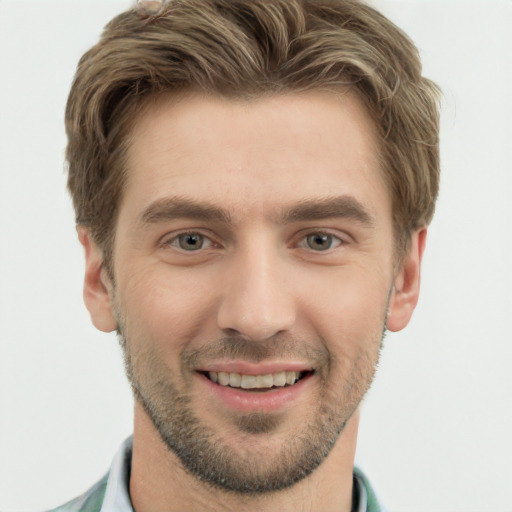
[181,334,330,369]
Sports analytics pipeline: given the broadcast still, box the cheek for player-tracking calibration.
[116,264,221,352]
[300,269,390,360]
[307,278,386,407]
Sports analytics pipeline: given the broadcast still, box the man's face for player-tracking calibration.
[84,91,422,493]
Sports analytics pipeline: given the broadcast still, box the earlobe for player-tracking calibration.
[386,228,427,332]
[78,227,118,333]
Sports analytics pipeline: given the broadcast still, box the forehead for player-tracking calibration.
[121,90,389,223]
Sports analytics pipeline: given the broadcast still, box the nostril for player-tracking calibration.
[222,327,242,337]
[216,286,296,342]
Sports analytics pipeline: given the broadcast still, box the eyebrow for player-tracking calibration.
[280,196,375,227]
[137,197,232,226]
[136,195,374,228]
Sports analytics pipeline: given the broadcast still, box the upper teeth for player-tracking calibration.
[208,371,301,389]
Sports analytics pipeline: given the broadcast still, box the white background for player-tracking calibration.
[1,1,511,511]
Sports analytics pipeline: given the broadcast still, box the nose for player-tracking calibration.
[216,240,296,342]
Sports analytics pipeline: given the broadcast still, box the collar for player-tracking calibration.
[99,437,134,512]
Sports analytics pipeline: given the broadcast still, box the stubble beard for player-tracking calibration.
[116,324,384,496]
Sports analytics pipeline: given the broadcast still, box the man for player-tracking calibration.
[52,0,440,510]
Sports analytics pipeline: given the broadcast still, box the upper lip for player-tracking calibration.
[197,360,313,375]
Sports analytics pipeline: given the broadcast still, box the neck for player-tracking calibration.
[130,402,360,512]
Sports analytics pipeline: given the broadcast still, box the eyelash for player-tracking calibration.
[296,231,344,252]
[161,229,347,254]
[162,231,217,252]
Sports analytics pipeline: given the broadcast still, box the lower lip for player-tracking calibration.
[198,373,313,412]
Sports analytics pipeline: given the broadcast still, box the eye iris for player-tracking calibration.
[178,233,204,250]
[306,233,333,251]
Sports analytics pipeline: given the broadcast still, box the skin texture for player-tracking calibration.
[79,90,426,512]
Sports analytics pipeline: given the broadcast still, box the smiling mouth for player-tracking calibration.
[201,370,311,390]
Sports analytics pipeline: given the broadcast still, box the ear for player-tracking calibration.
[386,227,427,332]
[77,227,117,333]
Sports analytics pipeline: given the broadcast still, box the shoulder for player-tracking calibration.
[46,473,109,512]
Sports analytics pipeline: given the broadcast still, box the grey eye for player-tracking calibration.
[176,233,206,251]
[304,233,340,251]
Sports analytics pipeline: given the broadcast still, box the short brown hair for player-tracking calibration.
[66,0,440,267]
